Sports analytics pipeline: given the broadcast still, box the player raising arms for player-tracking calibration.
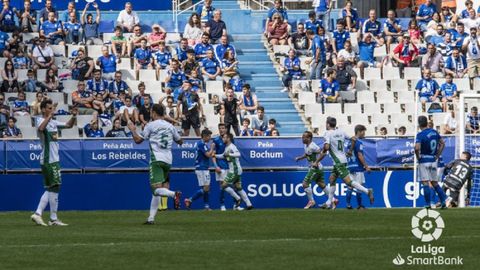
[212,123,231,211]
[185,129,215,210]
[216,133,253,210]
[128,104,183,224]
[314,117,374,209]
[346,125,370,210]
[31,100,77,226]
[415,116,447,209]
[443,151,473,207]
[295,131,331,209]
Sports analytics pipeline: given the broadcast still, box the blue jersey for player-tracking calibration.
[41,21,62,37]
[189,78,202,92]
[415,79,439,98]
[0,31,8,50]
[267,7,288,20]
[362,20,382,36]
[440,82,457,98]
[167,70,186,89]
[134,48,152,65]
[445,55,467,72]
[284,57,302,77]
[467,113,480,130]
[97,55,117,74]
[153,50,172,68]
[311,35,326,62]
[213,135,228,169]
[305,19,323,34]
[417,4,437,24]
[347,139,365,173]
[175,46,189,62]
[342,8,358,24]
[202,58,220,75]
[315,0,329,13]
[0,8,15,26]
[383,18,400,34]
[196,4,215,22]
[113,99,125,111]
[84,124,105,138]
[320,79,339,97]
[332,30,350,51]
[416,128,441,163]
[215,43,235,61]
[460,9,470,19]
[358,41,376,63]
[13,56,30,69]
[195,140,211,170]
[194,42,213,60]
[14,100,29,111]
[87,79,109,94]
[64,22,82,34]
[109,80,129,95]
[240,128,254,136]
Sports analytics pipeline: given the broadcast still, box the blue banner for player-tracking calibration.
[12,0,172,11]
[82,139,149,170]
[0,141,4,170]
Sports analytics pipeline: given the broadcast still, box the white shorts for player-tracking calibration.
[215,169,228,181]
[350,172,365,184]
[195,170,211,186]
[418,162,438,182]
[437,167,445,182]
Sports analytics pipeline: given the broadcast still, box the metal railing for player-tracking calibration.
[172,0,206,33]
[243,0,271,10]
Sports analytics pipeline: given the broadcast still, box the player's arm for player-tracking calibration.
[313,143,329,166]
[295,153,307,162]
[357,149,370,172]
[228,146,241,158]
[171,126,183,145]
[347,135,356,157]
[63,107,78,128]
[127,121,144,144]
[436,137,445,160]
[37,113,53,132]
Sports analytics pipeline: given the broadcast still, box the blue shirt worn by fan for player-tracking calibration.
[416,78,439,98]
[347,139,365,173]
[195,140,211,170]
[311,35,326,62]
[213,135,229,170]
[416,128,441,163]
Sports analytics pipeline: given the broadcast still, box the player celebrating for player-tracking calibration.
[128,104,183,224]
[443,152,473,207]
[415,115,447,209]
[314,117,374,209]
[295,131,331,209]
[31,100,77,226]
[212,123,231,211]
[346,125,370,210]
[217,133,253,210]
[184,129,215,210]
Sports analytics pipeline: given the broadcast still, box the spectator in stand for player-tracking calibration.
[40,68,61,92]
[134,38,153,71]
[442,109,456,134]
[459,0,472,19]
[332,19,350,57]
[221,88,240,136]
[71,47,94,81]
[238,84,258,117]
[139,95,152,128]
[240,118,253,137]
[424,12,441,42]
[81,2,102,45]
[40,11,64,45]
[132,82,153,109]
[92,93,106,115]
[221,49,239,83]
[153,41,172,72]
[189,69,203,92]
[111,26,128,57]
[72,81,94,114]
[206,10,227,44]
[334,57,357,91]
[117,2,139,33]
[12,91,29,116]
[271,128,280,137]
[313,0,333,23]
[357,33,382,72]
[196,0,215,24]
[39,0,56,24]
[384,9,403,53]
[175,38,190,62]
[264,119,277,136]
[397,126,406,136]
[22,70,38,92]
[32,37,56,72]
[165,60,187,97]
[408,19,422,45]
[362,9,384,46]
[252,106,268,136]
[128,25,146,56]
[16,0,37,33]
[421,44,444,78]
[84,119,104,138]
[1,59,19,92]
[281,49,302,92]
[177,81,203,137]
[449,22,468,48]
[201,49,221,81]
[0,93,9,128]
[30,91,44,116]
[391,33,419,75]
[466,106,480,134]
[267,0,288,28]
[97,46,118,81]
[288,23,309,55]
[161,96,177,120]
[118,95,139,125]
[428,23,446,45]
[462,27,480,81]
[87,69,109,99]
[416,69,440,104]
[2,117,22,138]
[106,119,131,137]
[0,0,17,32]
[440,73,458,111]
[305,10,323,34]
[337,40,356,66]
[182,50,200,78]
[456,8,480,34]
[215,35,235,62]
[64,12,83,45]
[444,47,468,78]
[378,127,388,136]
[184,13,203,46]
[13,48,29,69]
[306,29,326,79]
[318,68,340,103]
[109,71,132,99]
[194,32,214,61]
[440,5,454,25]
[342,0,358,32]
[149,24,167,52]
[396,0,413,18]
[267,13,289,46]
[416,0,437,31]
[61,2,80,23]
[437,32,456,61]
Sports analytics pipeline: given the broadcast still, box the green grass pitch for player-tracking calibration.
[0,209,479,270]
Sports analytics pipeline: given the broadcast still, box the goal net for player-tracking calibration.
[459,94,480,207]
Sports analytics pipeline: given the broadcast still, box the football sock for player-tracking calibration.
[238,189,252,207]
[224,186,240,201]
[161,197,168,210]
[356,192,363,207]
[35,191,49,216]
[323,185,331,205]
[305,186,313,201]
[346,188,352,206]
[48,192,59,221]
[423,185,431,206]
[148,196,160,222]
[350,181,369,194]
[203,190,210,206]
[328,184,336,203]
[433,185,447,205]
[154,188,175,198]
[191,189,204,201]
[219,189,225,205]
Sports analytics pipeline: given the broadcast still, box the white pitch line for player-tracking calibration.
[1,235,479,249]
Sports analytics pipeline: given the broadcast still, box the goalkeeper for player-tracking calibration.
[444,151,473,207]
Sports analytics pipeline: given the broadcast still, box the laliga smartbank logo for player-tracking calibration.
[392,209,463,266]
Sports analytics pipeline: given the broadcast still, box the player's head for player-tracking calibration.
[40,99,54,115]
[151,104,165,119]
[302,131,313,144]
[461,151,472,161]
[418,115,428,129]
[354,124,366,138]
[326,117,337,129]
[222,132,234,145]
[201,128,212,141]
[427,120,434,129]
[218,123,226,135]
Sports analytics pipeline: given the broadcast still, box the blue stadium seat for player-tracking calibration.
[99,20,115,34]
[399,18,410,31]
[288,19,297,32]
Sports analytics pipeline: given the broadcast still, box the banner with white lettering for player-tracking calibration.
[82,139,149,170]
[12,0,172,11]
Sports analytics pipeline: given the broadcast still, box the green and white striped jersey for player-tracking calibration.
[141,119,180,165]
[35,117,65,165]
[223,143,242,175]
[323,128,350,164]
[304,141,322,169]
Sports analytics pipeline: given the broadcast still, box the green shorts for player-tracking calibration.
[331,163,350,179]
[224,172,241,185]
[41,162,62,188]
[150,161,171,186]
[303,168,324,185]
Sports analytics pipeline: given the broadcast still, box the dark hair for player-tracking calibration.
[336,19,346,26]
[188,13,201,28]
[9,116,16,123]
[93,69,101,74]
[242,83,251,90]
[40,99,53,109]
[114,26,123,32]
[218,123,226,128]
[418,115,428,128]
[354,124,366,134]
[4,59,15,78]
[225,132,234,142]
[45,68,56,84]
[308,10,316,18]
[257,106,265,112]
[125,96,132,101]
[398,126,406,132]
[457,22,464,27]
[327,117,337,128]
[152,104,165,116]
[303,130,313,139]
[271,128,280,136]
[472,106,478,111]
[243,118,251,124]
[202,32,210,38]
[201,128,212,137]
[463,151,472,161]
[268,118,277,125]
[306,29,315,36]
[326,68,336,77]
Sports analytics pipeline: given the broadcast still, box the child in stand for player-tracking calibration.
[240,118,253,137]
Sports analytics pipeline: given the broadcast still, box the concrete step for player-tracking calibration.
[245,80,282,87]
[231,41,265,49]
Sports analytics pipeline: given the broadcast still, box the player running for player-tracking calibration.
[184,129,215,210]
[443,151,473,207]
[216,133,253,210]
[346,125,370,210]
[128,104,183,224]
[211,123,231,211]
[295,131,331,209]
[415,115,447,209]
[314,117,374,209]
[31,100,77,226]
